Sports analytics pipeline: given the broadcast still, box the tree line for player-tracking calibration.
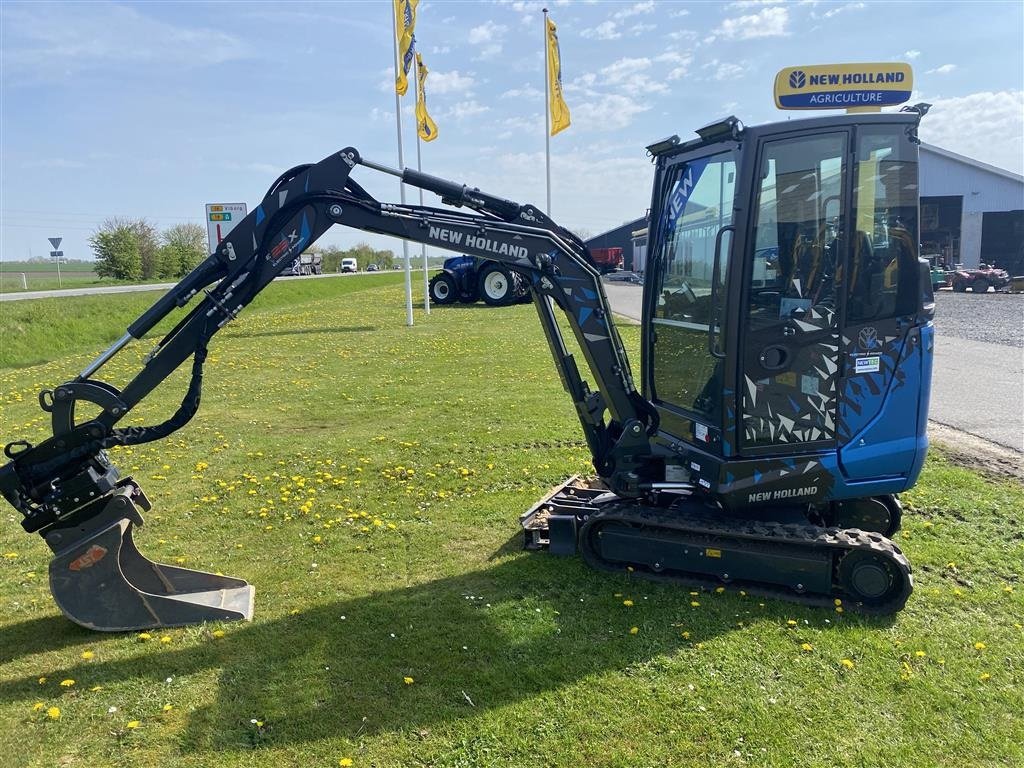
[90,219,207,281]
[90,218,401,280]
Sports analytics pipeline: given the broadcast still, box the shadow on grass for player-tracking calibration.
[227,325,377,339]
[0,553,890,751]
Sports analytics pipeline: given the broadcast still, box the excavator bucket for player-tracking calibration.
[42,484,254,632]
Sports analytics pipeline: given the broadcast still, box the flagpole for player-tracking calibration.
[392,1,415,326]
[543,7,551,216]
[414,56,431,314]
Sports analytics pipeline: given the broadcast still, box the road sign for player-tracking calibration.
[205,203,247,254]
[50,251,64,259]
[774,63,913,111]
[48,237,63,250]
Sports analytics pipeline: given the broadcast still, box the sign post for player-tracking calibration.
[48,237,63,288]
[773,63,913,113]
[205,203,248,254]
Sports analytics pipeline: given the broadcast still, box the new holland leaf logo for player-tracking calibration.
[789,70,806,89]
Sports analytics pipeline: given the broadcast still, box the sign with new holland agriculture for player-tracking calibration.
[774,63,913,110]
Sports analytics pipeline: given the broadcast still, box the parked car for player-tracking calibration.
[366,263,380,272]
[340,257,358,273]
[951,263,1010,293]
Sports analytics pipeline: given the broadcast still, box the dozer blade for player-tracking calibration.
[42,485,254,632]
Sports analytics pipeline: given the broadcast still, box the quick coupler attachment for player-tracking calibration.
[42,481,254,632]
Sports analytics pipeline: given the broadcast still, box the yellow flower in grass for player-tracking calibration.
[47,706,61,720]
[914,650,926,658]
[60,679,75,687]
[126,720,140,729]
[801,643,813,652]
[403,676,415,685]
[80,651,94,661]
[211,629,225,639]
[622,599,633,607]
[32,702,45,712]
[340,760,354,767]
[973,642,986,650]
[163,704,173,712]
[629,626,639,635]
[841,659,855,670]
[138,633,152,642]
[979,672,991,682]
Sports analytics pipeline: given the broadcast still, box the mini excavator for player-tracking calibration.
[0,108,934,630]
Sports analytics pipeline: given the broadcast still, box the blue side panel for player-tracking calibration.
[837,325,930,488]
[907,323,935,484]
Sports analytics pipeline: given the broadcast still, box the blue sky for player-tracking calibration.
[2,0,1022,263]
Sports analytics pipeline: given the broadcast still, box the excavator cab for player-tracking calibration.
[641,112,934,517]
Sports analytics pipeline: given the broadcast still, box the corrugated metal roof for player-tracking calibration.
[921,143,1024,185]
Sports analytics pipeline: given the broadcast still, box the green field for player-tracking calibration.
[0,278,1021,767]
[0,261,114,292]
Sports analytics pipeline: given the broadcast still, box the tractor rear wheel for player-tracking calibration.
[429,273,458,305]
[478,264,515,306]
[972,278,989,293]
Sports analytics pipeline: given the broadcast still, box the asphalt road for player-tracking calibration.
[603,281,1024,452]
[0,269,416,302]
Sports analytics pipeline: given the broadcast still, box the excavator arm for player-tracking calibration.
[0,148,664,630]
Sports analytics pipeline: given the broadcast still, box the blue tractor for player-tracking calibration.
[428,255,531,306]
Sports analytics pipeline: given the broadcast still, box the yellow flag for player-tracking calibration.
[394,0,418,96]
[415,53,439,142]
[546,16,571,136]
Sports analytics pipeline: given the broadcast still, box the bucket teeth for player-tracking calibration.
[44,485,253,632]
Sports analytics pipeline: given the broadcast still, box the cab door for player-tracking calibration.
[644,147,739,451]
[738,130,849,453]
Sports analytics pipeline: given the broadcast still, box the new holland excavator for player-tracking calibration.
[0,108,935,631]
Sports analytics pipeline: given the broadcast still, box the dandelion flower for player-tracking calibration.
[138,632,152,641]
[340,760,354,767]
[80,651,94,660]
[801,643,813,652]
[622,599,634,607]
[163,704,173,712]
[211,629,225,639]
[715,586,725,594]
[47,707,61,720]
[60,679,75,687]
[126,720,140,729]
[786,620,797,627]
[403,676,415,685]
[160,635,172,644]
[681,631,691,640]
[914,650,926,658]
[89,686,103,692]
[979,672,991,682]
[629,626,639,635]
[690,601,700,607]
[38,677,47,685]
[32,702,45,712]
[974,642,986,650]
[841,659,855,669]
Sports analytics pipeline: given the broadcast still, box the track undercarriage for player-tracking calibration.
[521,477,912,614]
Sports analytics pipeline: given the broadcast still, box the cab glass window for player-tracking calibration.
[847,128,920,322]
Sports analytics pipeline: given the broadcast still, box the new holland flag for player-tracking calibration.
[415,53,439,142]
[394,0,418,96]
[546,16,571,136]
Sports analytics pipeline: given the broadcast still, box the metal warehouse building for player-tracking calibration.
[587,143,1024,276]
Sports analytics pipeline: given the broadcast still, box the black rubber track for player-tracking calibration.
[578,504,913,615]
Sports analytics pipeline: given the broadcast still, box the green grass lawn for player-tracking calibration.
[0,279,1021,768]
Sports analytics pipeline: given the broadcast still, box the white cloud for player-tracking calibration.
[822,2,866,18]
[904,49,921,60]
[441,100,490,121]
[501,85,543,100]
[715,6,789,39]
[1,2,251,82]
[918,90,1024,174]
[670,9,692,17]
[581,20,621,40]
[655,51,693,81]
[598,57,669,95]
[667,29,699,42]
[702,59,749,82]
[926,64,957,75]
[613,1,655,20]
[727,0,785,7]
[431,45,451,55]
[468,21,506,45]
[429,70,475,95]
[571,93,651,131]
